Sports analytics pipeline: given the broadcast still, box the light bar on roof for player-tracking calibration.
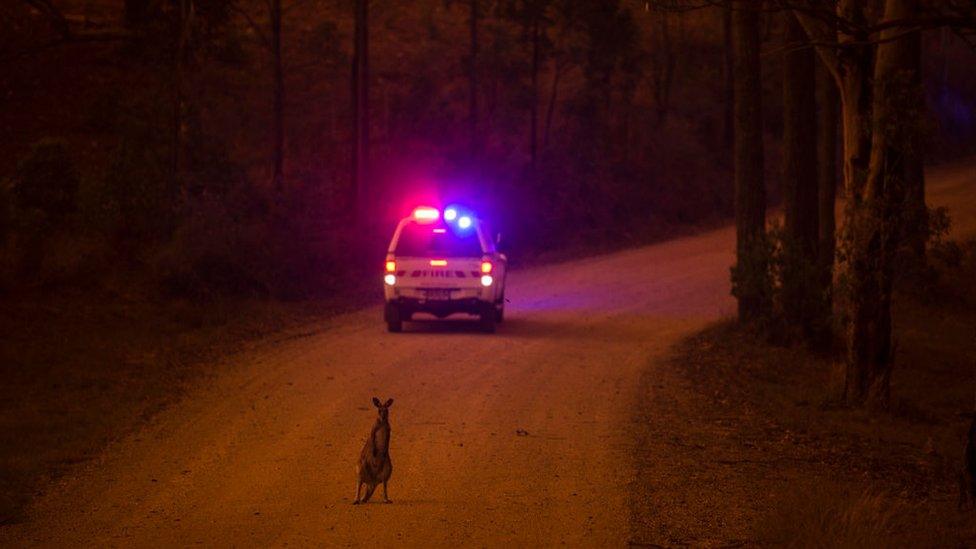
[412,206,440,222]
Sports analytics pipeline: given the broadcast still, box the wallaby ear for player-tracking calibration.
[385,398,394,407]
[372,397,381,407]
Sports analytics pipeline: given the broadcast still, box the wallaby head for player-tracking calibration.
[372,397,393,422]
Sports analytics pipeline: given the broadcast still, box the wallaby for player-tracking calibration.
[960,415,976,510]
[354,397,394,504]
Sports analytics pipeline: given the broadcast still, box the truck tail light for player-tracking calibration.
[430,259,448,267]
[480,261,492,274]
[385,260,396,273]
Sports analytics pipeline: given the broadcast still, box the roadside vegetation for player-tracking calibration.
[632,238,976,544]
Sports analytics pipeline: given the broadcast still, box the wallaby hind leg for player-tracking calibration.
[354,482,363,505]
[383,480,391,503]
[362,483,377,503]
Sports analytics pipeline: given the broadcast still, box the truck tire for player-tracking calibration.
[479,303,496,333]
[494,291,506,323]
[385,302,403,333]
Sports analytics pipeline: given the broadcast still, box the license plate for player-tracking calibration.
[424,289,452,300]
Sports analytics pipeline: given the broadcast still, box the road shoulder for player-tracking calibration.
[630,243,976,545]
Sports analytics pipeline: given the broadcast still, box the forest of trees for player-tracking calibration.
[0,0,752,295]
[719,0,975,409]
[1,1,975,406]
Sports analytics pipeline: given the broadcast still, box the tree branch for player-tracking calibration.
[230,4,272,51]
[21,0,70,38]
[791,5,841,85]
[764,25,926,58]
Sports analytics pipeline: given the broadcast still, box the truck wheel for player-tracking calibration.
[494,303,504,323]
[385,302,403,333]
[479,303,496,333]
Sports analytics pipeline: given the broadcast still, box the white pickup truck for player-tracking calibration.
[382,206,507,333]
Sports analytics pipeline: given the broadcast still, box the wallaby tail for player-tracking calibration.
[362,483,377,503]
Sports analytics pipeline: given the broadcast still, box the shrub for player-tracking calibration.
[155,195,270,300]
[154,190,344,301]
[730,231,773,321]
[106,139,176,248]
[925,206,962,269]
[767,223,831,343]
[10,139,79,231]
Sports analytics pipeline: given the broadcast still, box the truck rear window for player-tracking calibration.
[395,223,483,257]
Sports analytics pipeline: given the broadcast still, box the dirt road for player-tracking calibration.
[2,162,973,547]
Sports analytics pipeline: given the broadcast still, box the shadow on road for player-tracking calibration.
[398,318,487,334]
[395,315,670,343]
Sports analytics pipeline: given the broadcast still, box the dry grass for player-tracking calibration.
[759,487,905,548]
[631,240,976,545]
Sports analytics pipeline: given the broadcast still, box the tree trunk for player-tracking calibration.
[782,13,818,258]
[650,10,674,126]
[530,16,539,166]
[469,0,479,158]
[781,11,820,334]
[172,0,192,200]
[794,0,923,406]
[938,27,949,102]
[845,0,918,407]
[352,0,369,225]
[835,0,873,200]
[543,59,563,149]
[731,0,766,322]
[271,0,284,196]
[902,24,927,264]
[722,4,734,149]
[816,58,838,305]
